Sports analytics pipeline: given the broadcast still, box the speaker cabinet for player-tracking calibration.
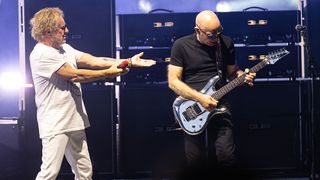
[118,84,184,177]
[235,45,301,78]
[300,79,320,175]
[120,49,170,83]
[217,11,300,44]
[228,80,305,174]
[306,0,320,76]
[0,121,22,179]
[24,0,115,56]
[119,13,196,47]
[83,84,116,176]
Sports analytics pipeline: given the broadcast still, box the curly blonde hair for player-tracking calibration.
[30,7,64,42]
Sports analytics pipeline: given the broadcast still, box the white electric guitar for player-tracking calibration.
[172,48,290,135]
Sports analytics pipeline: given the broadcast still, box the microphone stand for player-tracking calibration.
[299,1,317,179]
[303,27,317,180]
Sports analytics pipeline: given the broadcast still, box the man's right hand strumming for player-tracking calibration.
[197,94,218,112]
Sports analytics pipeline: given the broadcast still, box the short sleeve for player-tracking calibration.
[30,47,66,79]
[170,39,184,67]
[63,44,84,62]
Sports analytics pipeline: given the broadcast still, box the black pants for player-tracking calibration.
[178,117,256,179]
[184,116,236,167]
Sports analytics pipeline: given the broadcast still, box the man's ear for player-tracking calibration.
[194,27,200,34]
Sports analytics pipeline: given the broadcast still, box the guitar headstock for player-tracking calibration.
[266,48,290,64]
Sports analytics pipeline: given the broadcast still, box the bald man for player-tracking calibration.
[168,10,255,175]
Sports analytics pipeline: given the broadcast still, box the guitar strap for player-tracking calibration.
[215,36,224,80]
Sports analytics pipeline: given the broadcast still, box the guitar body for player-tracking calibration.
[173,76,228,135]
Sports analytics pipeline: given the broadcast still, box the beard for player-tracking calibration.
[49,32,66,48]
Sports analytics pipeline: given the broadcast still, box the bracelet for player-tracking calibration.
[127,58,132,67]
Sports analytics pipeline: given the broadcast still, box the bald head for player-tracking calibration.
[195,10,221,32]
[194,10,222,46]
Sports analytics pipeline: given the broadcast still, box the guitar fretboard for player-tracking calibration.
[212,59,268,100]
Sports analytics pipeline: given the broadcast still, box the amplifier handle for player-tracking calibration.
[148,8,174,14]
[243,6,268,12]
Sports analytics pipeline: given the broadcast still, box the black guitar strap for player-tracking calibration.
[215,36,223,79]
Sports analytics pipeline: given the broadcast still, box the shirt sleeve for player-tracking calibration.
[31,50,66,79]
[64,44,84,62]
[170,39,184,67]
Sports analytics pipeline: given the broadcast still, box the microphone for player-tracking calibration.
[295,24,306,31]
[117,60,130,69]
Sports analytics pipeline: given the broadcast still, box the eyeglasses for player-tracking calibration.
[196,25,223,40]
[59,24,67,31]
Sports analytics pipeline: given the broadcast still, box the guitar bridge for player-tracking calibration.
[182,103,203,121]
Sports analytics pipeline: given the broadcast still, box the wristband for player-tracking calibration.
[127,58,132,67]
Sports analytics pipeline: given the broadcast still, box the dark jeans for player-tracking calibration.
[184,116,236,168]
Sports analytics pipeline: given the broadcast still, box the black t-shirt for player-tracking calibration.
[170,33,235,91]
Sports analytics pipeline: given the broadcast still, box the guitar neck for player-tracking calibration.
[212,59,268,100]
